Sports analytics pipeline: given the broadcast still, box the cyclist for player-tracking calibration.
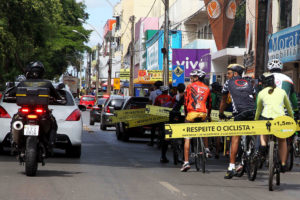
[219,64,256,179]
[255,72,294,172]
[181,70,212,172]
[267,59,298,115]
[154,85,173,163]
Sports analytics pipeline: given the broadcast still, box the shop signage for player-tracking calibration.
[137,70,172,82]
[172,49,211,77]
[120,69,130,81]
[268,24,300,63]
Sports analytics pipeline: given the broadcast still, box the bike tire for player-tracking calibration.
[268,140,275,191]
[276,167,280,186]
[200,138,206,173]
[25,137,38,177]
[247,137,258,181]
[286,143,294,171]
[193,138,201,172]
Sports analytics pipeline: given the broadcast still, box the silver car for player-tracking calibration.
[0,85,83,157]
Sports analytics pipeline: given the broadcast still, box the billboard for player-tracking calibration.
[172,49,211,77]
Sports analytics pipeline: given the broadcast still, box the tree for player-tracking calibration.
[0,0,91,89]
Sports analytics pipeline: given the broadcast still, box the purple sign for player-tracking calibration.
[172,49,211,77]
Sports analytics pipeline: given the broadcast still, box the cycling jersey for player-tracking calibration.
[272,72,298,111]
[255,87,294,120]
[222,76,255,114]
[185,81,211,113]
[154,94,173,107]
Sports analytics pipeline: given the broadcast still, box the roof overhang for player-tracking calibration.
[212,48,246,60]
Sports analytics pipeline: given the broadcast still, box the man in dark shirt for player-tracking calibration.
[219,64,256,179]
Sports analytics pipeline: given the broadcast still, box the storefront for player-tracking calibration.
[268,24,300,93]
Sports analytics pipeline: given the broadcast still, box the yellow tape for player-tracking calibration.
[128,115,168,128]
[16,94,26,97]
[38,95,49,97]
[110,108,146,123]
[165,116,297,139]
[145,105,172,117]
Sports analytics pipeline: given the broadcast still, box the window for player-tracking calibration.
[279,0,292,30]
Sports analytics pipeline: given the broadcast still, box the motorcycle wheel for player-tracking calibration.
[25,137,38,176]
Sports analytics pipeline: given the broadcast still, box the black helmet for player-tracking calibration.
[154,80,163,88]
[227,64,245,75]
[177,83,186,93]
[260,72,275,87]
[25,61,45,79]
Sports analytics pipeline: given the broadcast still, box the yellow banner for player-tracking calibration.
[128,115,168,128]
[113,78,120,90]
[165,116,297,139]
[120,69,130,81]
[145,105,172,117]
[110,108,146,123]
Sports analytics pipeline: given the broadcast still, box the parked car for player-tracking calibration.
[100,95,125,130]
[79,95,96,109]
[115,96,149,141]
[89,98,107,125]
[0,84,83,157]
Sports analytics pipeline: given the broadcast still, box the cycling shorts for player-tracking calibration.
[186,112,207,122]
[233,110,255,121]
[185,112,207,139]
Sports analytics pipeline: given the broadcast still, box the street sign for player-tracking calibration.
[172,65,184,87]
[113,78,120,90]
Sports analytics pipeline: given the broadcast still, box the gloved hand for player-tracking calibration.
[219,113,227,120]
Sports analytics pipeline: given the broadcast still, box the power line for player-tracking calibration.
[141,0,157,22]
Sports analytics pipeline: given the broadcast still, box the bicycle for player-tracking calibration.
[268,135,281,191]
[191,137,206,173]
[235,135,258,181]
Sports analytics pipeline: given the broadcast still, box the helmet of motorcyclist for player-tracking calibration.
[267,59,283,72]
[197,70,206,80]
[25,61,45,79]
[227,64,245,76]
[160,85,169,92]
[15,75,26,82]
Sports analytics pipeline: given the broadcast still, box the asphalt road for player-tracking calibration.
[0,111,300,200]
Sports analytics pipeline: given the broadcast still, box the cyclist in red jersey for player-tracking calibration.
[181,70,212,172]
[154,85,173,163]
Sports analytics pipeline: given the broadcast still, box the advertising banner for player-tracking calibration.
[172,49,211,77]
[137,70,172,82]
[120,69,130,81]
[268,24,300,63]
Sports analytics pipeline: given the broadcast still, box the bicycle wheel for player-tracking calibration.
[286,139,294,171]
[268,140,275,191]
[247,137,258,181]
[172,139,184,165]
[199,138,206,173]
[193,138,201,171]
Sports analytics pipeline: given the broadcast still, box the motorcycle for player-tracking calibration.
[12,87,52,176]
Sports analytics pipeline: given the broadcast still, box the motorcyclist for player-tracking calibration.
[9,61,65,157]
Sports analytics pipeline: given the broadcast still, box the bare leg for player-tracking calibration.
[230,136,241,164]
[278,138,287,165]
[260,135,268,146]
[184,138,190,162]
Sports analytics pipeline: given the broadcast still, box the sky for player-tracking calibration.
[76,0,120,47]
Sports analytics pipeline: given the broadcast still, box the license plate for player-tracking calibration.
[24,125,39,136]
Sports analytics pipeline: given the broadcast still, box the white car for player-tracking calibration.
[0,85,82,158]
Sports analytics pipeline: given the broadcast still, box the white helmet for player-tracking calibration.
[267,59,283,71]
[197,70,206,79]
[190,70,198,76]
[160,85,169,92]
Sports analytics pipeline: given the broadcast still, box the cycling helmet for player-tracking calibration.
[15,75,26,82]
[260,72,275,87]
[267,59,283,71]
[197,70,206,79]
[190,70,198,76]
[227,64,245,75]
[160,85,169,92]
[25,61,45,79]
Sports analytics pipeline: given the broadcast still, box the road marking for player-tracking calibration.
[159,181,186,196]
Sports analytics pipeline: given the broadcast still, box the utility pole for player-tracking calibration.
[264,0,272,72]
[107,37,113,95]
[129,15,135,96]
[255,0,270,78]
[86,52,91,95]
[163,0,169,86]
[95,43,101,100]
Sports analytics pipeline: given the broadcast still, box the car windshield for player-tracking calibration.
[82,97,95,101]
[97,98,107,105]
[108,99,124,108]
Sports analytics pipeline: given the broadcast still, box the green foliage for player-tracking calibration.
[0,0,90,89]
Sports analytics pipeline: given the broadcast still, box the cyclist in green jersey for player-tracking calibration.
[255,73,294,172]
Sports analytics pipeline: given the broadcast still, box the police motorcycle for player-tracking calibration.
[12,87,58,176]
